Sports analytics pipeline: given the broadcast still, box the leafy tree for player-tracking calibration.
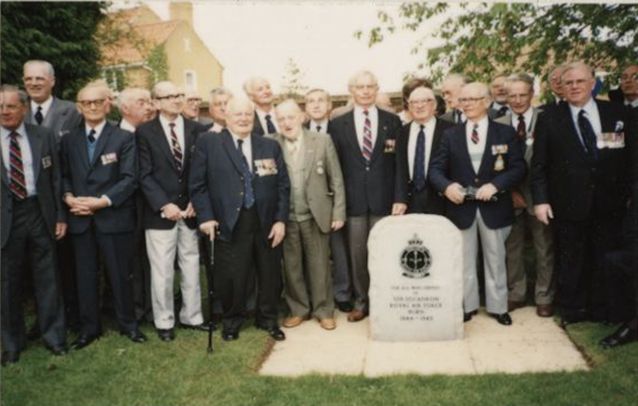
[280,58,308,99]
[355,3,638,92]
[0,1,105,100]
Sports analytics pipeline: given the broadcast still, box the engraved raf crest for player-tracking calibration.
[400,234,432,279]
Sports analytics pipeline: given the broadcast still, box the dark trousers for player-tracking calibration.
[214,207,282,333]
[555,216,623,320]
[605,250,638,323]
[330,228,351,302]
[407,188,444,215]
[57,235,79,329]
[1,198,66,352]
[72,227,137,336]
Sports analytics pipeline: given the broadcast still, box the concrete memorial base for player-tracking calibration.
[259,307,589,377]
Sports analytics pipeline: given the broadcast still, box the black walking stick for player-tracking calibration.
[206,226,218,354]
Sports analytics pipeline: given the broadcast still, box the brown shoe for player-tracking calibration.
[282,316,305,328]
[536,304,554,318]
[508,300,525,312]
[319,318,336,330]
[347,310,367,322]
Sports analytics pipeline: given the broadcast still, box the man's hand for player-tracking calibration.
[444,183,465,205]
[199,220,219,240]
[183,202,196,218]
[77,196,110,212]
[55,222,67,240]
[331,220,344,231]
[391,203,407,216]
[64,194,93,216]
[511,191,527,209]
[162,203,182,221]
[268,221,286,248]
[476,183,498,202]
[534,204,554,225]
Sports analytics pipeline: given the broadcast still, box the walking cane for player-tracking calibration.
[206,225,217,354]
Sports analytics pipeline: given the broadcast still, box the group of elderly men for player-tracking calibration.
[1,58,637,366]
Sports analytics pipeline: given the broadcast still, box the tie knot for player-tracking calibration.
[237,139,243,147]
[265,114,271,120]
[579,109,587,118]
[518,115,525,122]
[419,124,425,131]
[363,109,369,116]
[37,106,42,112]
[9,131,19,140]
[473,124,479,131]
[169,122,176,128]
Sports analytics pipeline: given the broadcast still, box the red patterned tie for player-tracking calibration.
[9,131,27,200]
[516,115,526,140]
[362,109,373,161]
[471,124,479,144]
[169,122,183,171]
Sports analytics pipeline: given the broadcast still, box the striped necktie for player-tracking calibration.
[471,124,479,144]
[362,109,373,161]
[9,131,27,200]
[169,122,183,171]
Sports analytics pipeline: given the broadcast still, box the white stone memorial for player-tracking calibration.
[368,214,463,341]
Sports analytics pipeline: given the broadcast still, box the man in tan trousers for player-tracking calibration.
[272,99,346,330]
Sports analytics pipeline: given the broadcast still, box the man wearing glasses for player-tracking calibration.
[61,81,144,350]
[394,85,452,215]
[136,81,207,341]
[430,82,526,326]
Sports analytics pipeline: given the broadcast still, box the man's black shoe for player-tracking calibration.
[336,300,354,313]
[71,334,99,350]
[600,324,638,349]
[120,329,147,343]
[222,331,239,341]
[1,351,20,366]
[463,310,478,322]
[180,323,211,332]
[45,344,68,356]
[256,325,286,341]
[157,329,175,342]
[491,313,513,326]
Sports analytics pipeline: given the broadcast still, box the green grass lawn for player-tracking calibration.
[2,318,638,406]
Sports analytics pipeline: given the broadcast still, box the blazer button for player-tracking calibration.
[240,192,244,196]
[474,178,479,184]
[178,178,183,183]
[236,207,240,212]
[178,194,183,198]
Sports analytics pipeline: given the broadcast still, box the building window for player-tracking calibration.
[183,37,191,52]
[185,70,197,90]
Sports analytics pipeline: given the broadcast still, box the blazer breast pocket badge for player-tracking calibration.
[41,155,52,169]
[316,160,325,175]
[491,144,508,172]
[596,131,625,149]
[101,152,118,165]
[254,158,278,177]
[384,139,396,153]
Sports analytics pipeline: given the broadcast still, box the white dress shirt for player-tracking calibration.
[466,116,489,173]
[569,98,602,148]
[84,120,107,143]
[1,123,36,196]
[30,96,53,122]
[119,118,136,133]
[231,132,253,173]
[353,105,378,151]
[159,114,185,153]
[408,117,437,180]
[255,108,279,134]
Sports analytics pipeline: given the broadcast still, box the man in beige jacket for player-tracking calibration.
[272,99,346,330]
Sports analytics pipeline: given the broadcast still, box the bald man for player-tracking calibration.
[61,82,145,349]
[272,99,345,330]
[243,77,278,135]
[430,82,526,326]
[532,61,635,326]
[190,96,290,341]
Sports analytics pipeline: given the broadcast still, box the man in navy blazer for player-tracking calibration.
[328,70,402,322]
[60,82,145,349]
[532,62,636,326]
[430,82,526,325]
[243,77,278,136]
[1,85,67,365]
[190,96,290,341]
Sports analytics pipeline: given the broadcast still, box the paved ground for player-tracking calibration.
[259,306,589,377]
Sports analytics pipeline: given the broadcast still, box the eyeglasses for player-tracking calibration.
[155,93,185,101]
[458,97,485,104]
[408,98,435,106]
[186,97,202,103]
[78,99,106,108]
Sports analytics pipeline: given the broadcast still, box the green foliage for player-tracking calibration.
[356,3,638,89]
[280,57,308,99]
[146,44,169,89]
[0,1,106,100]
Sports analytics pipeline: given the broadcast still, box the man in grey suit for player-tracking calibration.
[23,60,81,138]
[272,100,346,330]
[497,74,555,317]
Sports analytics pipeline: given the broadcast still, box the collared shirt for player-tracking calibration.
[625,98,638,108]
[308,119,329,134]
[84,120,107,143]
[230,132,253,173]
[30,96,53,122]
[255,107,278,134]
[159,114,185,153]
[466,116,489,173]
[119,118,136,133]
[511,107,534,138]
[491,101,509,114]
[284,131,304,164]
[353,105,378,151]
[569,98,602,147]
[408,117,437,180]
[209,122,224,133]
[1,123,36,196]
